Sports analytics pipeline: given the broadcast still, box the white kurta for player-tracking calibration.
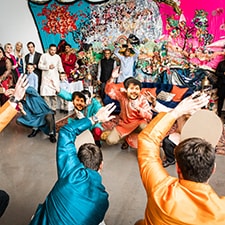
[39,53,64,96]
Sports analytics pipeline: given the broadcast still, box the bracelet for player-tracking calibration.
[9,96,20,104]
[92,115,99,124]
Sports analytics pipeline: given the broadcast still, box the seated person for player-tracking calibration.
[16,86,56,143]
[103,67,153,149]
[136,92,225,225]
[29,103,116,225]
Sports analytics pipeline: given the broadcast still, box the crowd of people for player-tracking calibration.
[0,39,225,224]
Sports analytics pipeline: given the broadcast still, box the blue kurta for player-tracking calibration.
[29,118,109,225]
[58,89,103,130]
[17,86,55,135]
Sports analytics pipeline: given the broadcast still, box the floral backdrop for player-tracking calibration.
[28,0,225,88]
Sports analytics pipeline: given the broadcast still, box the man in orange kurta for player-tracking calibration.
[136,93,225,225]
[104,69,153,149]
[0,74,28,217]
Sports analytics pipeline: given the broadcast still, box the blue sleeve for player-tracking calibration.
[56,118,92,179]
[58,89,73,101]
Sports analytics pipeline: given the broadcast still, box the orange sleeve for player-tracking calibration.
[137,112,176,193]
[0,101,17,132]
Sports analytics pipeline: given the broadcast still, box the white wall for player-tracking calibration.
[1,0,43,54]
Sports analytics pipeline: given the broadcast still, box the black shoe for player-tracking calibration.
[59,109,64,113]
[162,160,176,168]
[49,134,56,143]
[121,141,129,150]
[95,140,102,148]
[64,110,68,114]
[28,129,39,138]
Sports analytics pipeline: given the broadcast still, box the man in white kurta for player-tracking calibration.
[39,44,64,112]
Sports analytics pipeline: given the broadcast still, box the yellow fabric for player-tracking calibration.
[137,112,225,225]
[0,101,17,132]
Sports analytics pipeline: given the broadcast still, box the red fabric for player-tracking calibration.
[60,52,77,77]
[92,127,102,141]
[171,85,189,102]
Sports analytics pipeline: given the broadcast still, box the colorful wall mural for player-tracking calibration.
[28,0,225,88]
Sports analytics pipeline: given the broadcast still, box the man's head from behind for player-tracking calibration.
[78,143,103,171]
[175,137,215,183]
[124,77,142,100]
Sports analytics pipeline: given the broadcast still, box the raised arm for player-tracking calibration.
[138,92,210,192]
[57,103,116,178]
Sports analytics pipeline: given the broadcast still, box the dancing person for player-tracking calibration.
[29,103,116,225]
[57,86,103,147]
[135,92,225,225]
[103,67,153,149]
[0,74,28,217]
[114,41,139,83]
[17,87,56,143]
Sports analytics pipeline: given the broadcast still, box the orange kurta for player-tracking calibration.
[105,81,152,137]
[137,112,225,225]
[0,101,17,132]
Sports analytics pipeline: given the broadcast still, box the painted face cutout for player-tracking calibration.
[126,83,141,100]
[73,96,86,111]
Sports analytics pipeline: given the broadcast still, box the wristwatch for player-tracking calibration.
[92,115,99,123]
[9,96,20,104]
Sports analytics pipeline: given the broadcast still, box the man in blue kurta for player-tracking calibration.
[58,88,104,147]
[29,103,116,225]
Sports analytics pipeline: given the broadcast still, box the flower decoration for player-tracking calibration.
[38,3,78,38]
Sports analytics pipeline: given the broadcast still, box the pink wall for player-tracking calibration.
[160,0,225,41]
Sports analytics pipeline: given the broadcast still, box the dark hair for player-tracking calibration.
[65,43,72,48]
[49,44,57,49]
[175,138,215,183]
[27,41,35,47]
[81,89,91,98]
[103,49,111,54]
[72,91,86,102]
[78,143,103,171]
[27,63,34,67]
[0,47,6,57]
[123,77,142,90]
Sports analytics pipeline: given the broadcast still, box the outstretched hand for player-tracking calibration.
[96,103,116,123]
[171,91,210,119]
[111,66,120,79]
[5,75,29,100]
[143,91,156,107]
